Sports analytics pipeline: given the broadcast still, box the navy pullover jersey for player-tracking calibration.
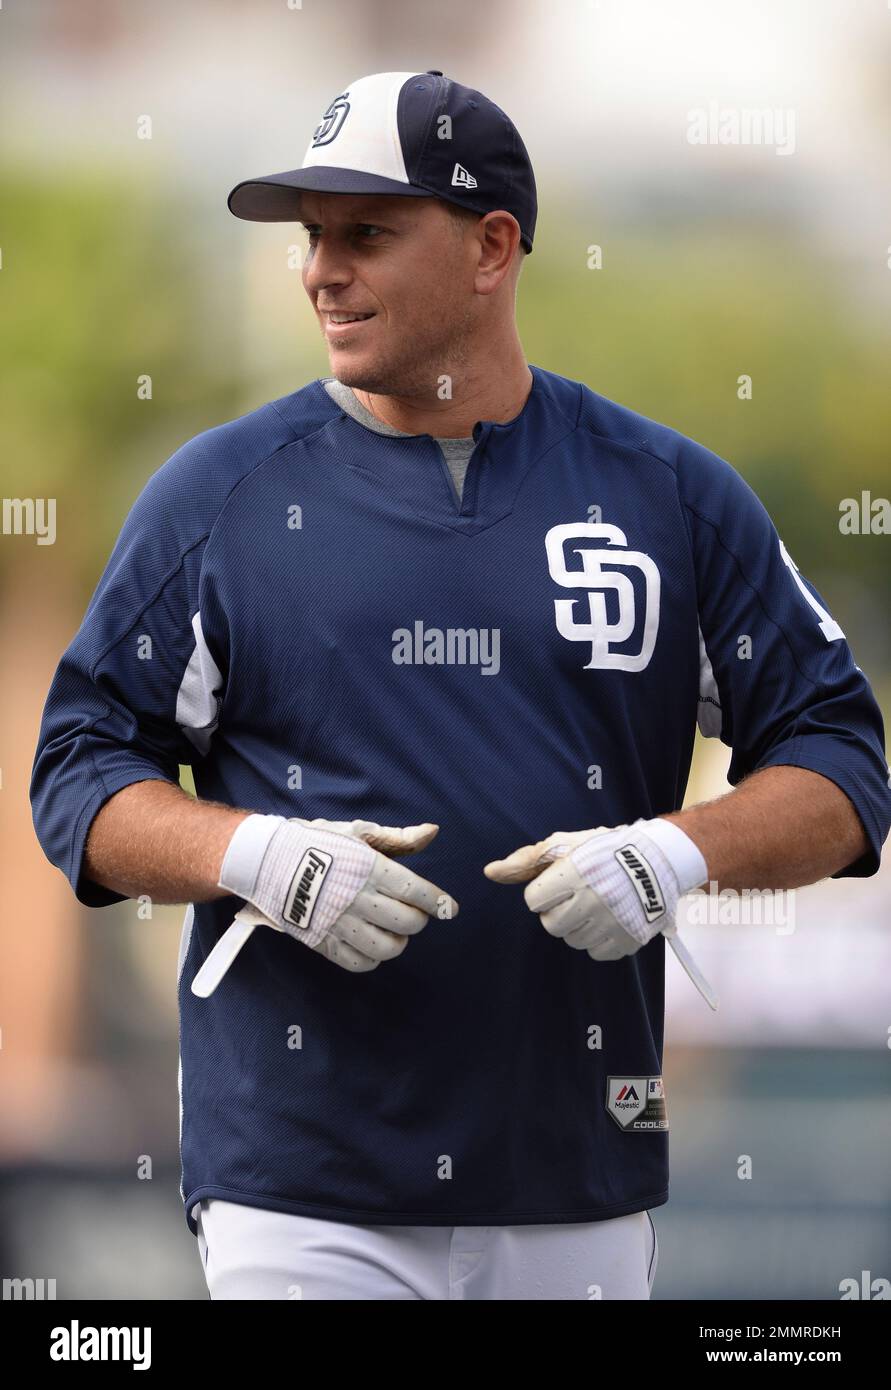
[30,365,891,1231]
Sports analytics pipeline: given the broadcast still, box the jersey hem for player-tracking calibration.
[183,1185,669,1235]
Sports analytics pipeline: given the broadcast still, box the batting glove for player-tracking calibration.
[484,818,717,1008]
[198,815,457,987]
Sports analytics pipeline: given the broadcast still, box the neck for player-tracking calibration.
[351,346,533,439]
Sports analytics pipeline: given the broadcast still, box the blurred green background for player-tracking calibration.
[1,0,889,1300]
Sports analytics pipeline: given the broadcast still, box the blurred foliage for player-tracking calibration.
[0,173,243,595]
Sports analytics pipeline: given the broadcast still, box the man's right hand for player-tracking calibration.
[217,814,458,972]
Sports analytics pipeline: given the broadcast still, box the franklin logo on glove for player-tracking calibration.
[191,815,458,996]
[485,817,718,1009]
[285,848,333,930]
[614,845,666,922]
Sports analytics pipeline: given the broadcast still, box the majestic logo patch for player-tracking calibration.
[451,162,477,189]
[607,1076,668,1131]
[284,848,333,930]
[544,522,661,671]
[614,845,666,922]
[312,92,351,147]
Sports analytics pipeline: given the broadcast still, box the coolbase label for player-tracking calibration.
[606,1076,668,1131]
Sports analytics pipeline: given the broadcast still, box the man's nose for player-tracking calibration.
[303,237,352,293]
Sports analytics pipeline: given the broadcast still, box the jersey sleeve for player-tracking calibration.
[679,441,891,878]
[30,454,225,907]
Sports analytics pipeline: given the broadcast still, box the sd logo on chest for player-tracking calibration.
[545,523,661,671]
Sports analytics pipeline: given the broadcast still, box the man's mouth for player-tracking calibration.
[324,311,376,324]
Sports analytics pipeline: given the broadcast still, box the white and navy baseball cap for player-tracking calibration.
[228,70,537,254]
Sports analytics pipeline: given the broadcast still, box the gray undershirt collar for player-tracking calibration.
[322,377,476,504]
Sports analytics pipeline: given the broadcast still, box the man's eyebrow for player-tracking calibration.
[298,204,407,225]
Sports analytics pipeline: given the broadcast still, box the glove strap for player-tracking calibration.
[636,817,708,895]
[218,813,284,900]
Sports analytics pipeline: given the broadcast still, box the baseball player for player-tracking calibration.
[30,71,891,1301]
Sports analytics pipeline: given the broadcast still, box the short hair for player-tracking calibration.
[442,200,527,261]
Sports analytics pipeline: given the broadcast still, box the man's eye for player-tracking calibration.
[302,226,383,241]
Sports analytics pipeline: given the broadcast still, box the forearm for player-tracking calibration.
[83,778,252,904]
[662,764,869,892]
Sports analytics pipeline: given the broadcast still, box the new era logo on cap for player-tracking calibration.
[227,70,536,253]
[451,163,478,190]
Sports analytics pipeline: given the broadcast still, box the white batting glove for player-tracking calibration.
[217,814,458,974]
[484,819,717,1008]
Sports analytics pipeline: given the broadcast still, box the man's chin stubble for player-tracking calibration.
[329,356,435,400]
[330,337,474,400]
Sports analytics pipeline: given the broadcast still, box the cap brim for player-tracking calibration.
[228,167,434,222]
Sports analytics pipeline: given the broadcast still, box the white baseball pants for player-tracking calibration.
[196,1198,658,1300]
